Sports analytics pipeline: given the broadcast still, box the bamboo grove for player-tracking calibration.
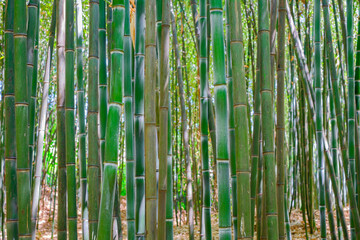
[1,0,360,238]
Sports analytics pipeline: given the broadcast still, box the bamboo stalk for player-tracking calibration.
[4,0,19,238]
[144,0,157,237]
[97,0,125,237]
[134,0,146,236]
[228,0,251,237]
[199,0,212,236]
[157,0,170,237]
[75,0,88,238]
[99,0,107,171]
[26,0,40,182]
[225,2,237,237]
[258,0,279,237]
[88,0,100,237]
[31,2,56,239]
[209,0,232,237]
[124,0,135,238]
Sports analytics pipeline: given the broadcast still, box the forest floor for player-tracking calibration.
[34,185,350,239]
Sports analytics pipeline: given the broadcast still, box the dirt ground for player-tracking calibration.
[33,185,350,239]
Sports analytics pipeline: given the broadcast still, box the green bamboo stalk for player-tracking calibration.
[276,0,286,237]
[124,0,135,238]
[134,0,146,236]
[166,101,174,238]
[99,0,107,170]
[325,170,337,240]
[336,0,347,64]
[14,0,31,238]
[199,0,212,236]
[250,37,261,235]
[97,0,124,237]
[346,0,357,237]
[157,0,170,237]
[209,0,231,237]
[107,3,112,75]
[315,1,326,237]
[355,0,360,212]
[75,0,88,238]
[156,0,162,141]
[228,0,251,237]
[4,0,19,238]
[269,0,277,93]
[258,0,279,237]
[171,10,195,239]
[324,56,336,240]
[284,177,291,240]
[256,134,263,240]
[225,2,237,238]
[329,74,345,240]
[144,0,157,237]
[65,0,77,237]
[88,0,100,237]
[31,2,56,238]
[56,0,67,238]
[26,0,39,181]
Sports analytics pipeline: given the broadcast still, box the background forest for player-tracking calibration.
[0,0,360,239]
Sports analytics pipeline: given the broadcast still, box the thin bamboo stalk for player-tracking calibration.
[26,0,40,181]
[199,0,212,236]
[157,0,170,237]
[124,0,135,238]
[55,0,67,238]
[31,3,56,239]
[75,0,88,238]
[88,0,100,237]
[99,0,107,171]
[134,0,146,236]
[276,0,286,237]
